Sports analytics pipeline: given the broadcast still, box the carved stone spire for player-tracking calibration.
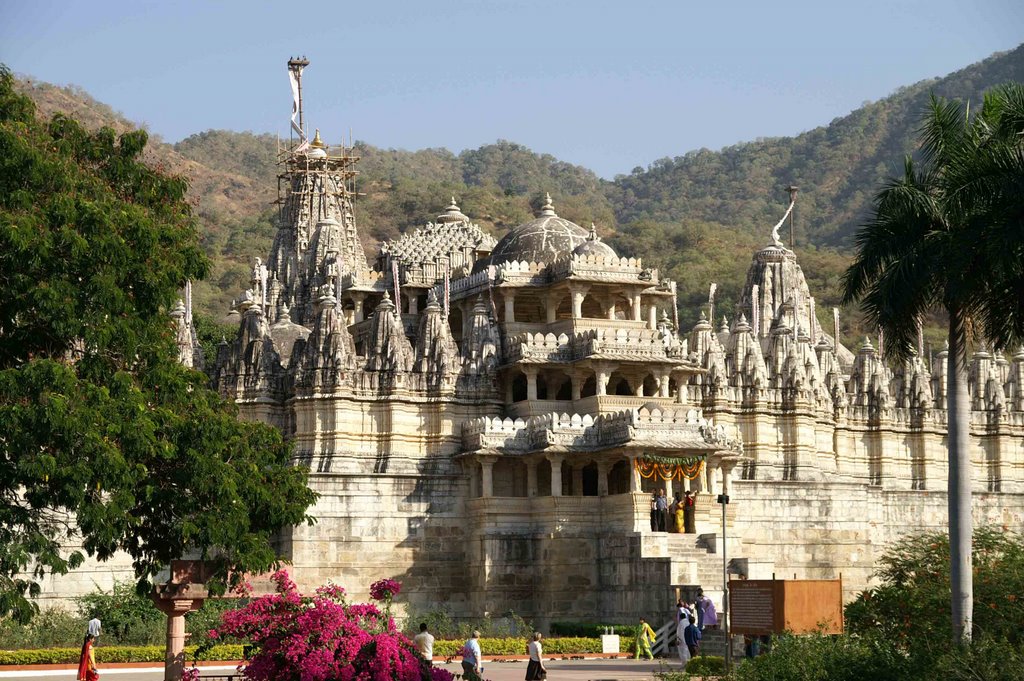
[462,295,499,374]
[414,290,460,384]
[297,282,355,390]
[366,296,414,373]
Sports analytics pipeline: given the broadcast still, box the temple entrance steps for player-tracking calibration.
[637,530,741,620]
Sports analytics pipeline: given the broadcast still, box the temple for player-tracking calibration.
[83,60,1024,626]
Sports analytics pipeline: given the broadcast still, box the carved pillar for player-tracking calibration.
[547,454,564,496]
[628,455,640,492]
[595,363,611,396]
[632,294,642,321]
[526,458,538,497]
[504,291,516,323]
[570,371,583,401]
[545,292,563,324]
[572,464,584,496]
[570,285,591,319]
[720,457,738,496]
[524,366,538,401]
[606,297,617,321]
[351,292,366,323]
[597,460,610,496]
[634,376,644,397]
[152,584,207,681]
[659,371,671,398]
[648,304,657,330]
[479,455,498,497]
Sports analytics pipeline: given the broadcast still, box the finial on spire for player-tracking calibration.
[539,192,557,217]
[588,223,599,241]
[310,129,325,148]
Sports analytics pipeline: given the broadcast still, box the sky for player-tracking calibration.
[1,0,1021,178]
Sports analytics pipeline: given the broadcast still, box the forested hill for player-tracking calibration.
[12,44,1022,334]
[609,44,1024,248]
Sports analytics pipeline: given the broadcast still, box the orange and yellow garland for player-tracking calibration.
[635,457,705,481]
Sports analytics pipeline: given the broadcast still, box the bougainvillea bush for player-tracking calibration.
[209,570,452,681]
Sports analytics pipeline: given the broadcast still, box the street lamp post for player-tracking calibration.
[718,490,731,674]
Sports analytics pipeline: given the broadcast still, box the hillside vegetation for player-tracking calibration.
[14,44,1023,339]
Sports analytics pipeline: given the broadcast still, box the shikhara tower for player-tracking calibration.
[173,59,1024,628]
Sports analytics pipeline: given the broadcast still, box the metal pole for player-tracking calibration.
[719,490,731,674]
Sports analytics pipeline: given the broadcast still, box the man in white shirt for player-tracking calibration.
[413,623,434,662]
[87,617,101,642]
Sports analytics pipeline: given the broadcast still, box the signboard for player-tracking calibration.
[729,579,843,635]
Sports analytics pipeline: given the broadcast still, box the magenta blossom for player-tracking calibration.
[369,578,402,602]
[211,571,449,681]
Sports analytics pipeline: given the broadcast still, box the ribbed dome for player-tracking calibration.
[489,194,589,265]
[572,224,617,258]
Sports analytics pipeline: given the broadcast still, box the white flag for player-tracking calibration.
[708,282,717,305]
[288,69,303,139]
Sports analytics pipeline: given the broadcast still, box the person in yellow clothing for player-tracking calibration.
[634,617,656,660]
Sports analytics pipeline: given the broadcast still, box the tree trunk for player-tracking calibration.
[946,308,973,643]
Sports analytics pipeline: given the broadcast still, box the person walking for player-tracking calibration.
[673,494,684,533]
[525,631,547,680]
[634,617,656,660]
[76,634,98,681]
[87,616,101,643]
[413,623,434,662]
[675,613,691,666]
[698,590,718,629]
[684,618,702,659]
[461,630,482,680]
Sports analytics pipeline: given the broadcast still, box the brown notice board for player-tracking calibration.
[729,579,843,635]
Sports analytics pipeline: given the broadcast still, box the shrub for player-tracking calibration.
[549,621,638,638]
[0,644,245,666]
[431,637,602,658]
[731,633,913,681]
[402,606,533,639]
[685,654,724,676]
[76,581,164,646]
[207,570,450,681]
[0,608,85,649]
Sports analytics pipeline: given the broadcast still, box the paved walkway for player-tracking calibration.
[0,658,684,680]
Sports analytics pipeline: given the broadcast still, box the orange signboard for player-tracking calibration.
[729,579,843,635]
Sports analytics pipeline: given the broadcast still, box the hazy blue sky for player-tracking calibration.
[1,0,1021,178]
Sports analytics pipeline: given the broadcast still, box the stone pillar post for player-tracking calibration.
[595,364,611,396]
[504,291,516,323]
[648,304,657,330]
[479,455,498,497]
[526,458,538,497]
[525,367,538,401]
[572,464,584,496]
[547,454,564,496]
[632,294,642,321]
[606,298,617,320]
[152,584,207,681]
[407,293,419,315]
[659,371,671,398]
[570,371,582,401]
[545,292,562,324]
[634,377,644,397]
[721,459,738,496]
[571,291,584,319]
[597,461,610,496]
[351,293,366,323]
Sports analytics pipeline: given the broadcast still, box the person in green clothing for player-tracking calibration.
[635,617,657,660]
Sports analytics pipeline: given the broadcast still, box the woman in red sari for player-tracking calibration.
[77,634,98,681]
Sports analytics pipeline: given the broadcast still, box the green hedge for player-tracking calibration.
[549,621,639,638]
[0,645,245,666]
[686,655,725,676]
[1,639,614,665]
[433,637,604,658]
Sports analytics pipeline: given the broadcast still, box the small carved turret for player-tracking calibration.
[366,296,414,373]
[414,290,460,387]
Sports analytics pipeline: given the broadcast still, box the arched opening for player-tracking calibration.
[608,460,631,494]
[448,306,464,345]
[611,373,632,396]
[555,295,572,320]
[581,294,603,319]
[642,374,659,397]
[555,376,572,400]
[582,462,599,496]
[515,296,544,323]
[581,375,596,398]
[416,292,428,314]
[511,372,528,402]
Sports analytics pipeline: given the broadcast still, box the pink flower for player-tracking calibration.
[208,629,219,640]
[369,578,401,602]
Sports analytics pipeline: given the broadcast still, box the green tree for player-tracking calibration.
[842,87,1024,643]
[0,66,317,623]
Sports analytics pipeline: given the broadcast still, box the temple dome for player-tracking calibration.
[572,224,617,259]
[489,194,589,265]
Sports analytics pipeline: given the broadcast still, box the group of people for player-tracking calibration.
[649,489,697,533]
[634,590,718,666]
[413,625,547,681]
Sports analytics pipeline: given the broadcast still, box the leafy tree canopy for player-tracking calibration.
[0,65,317,623]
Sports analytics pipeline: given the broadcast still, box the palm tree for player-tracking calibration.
[843,86,1024,644]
